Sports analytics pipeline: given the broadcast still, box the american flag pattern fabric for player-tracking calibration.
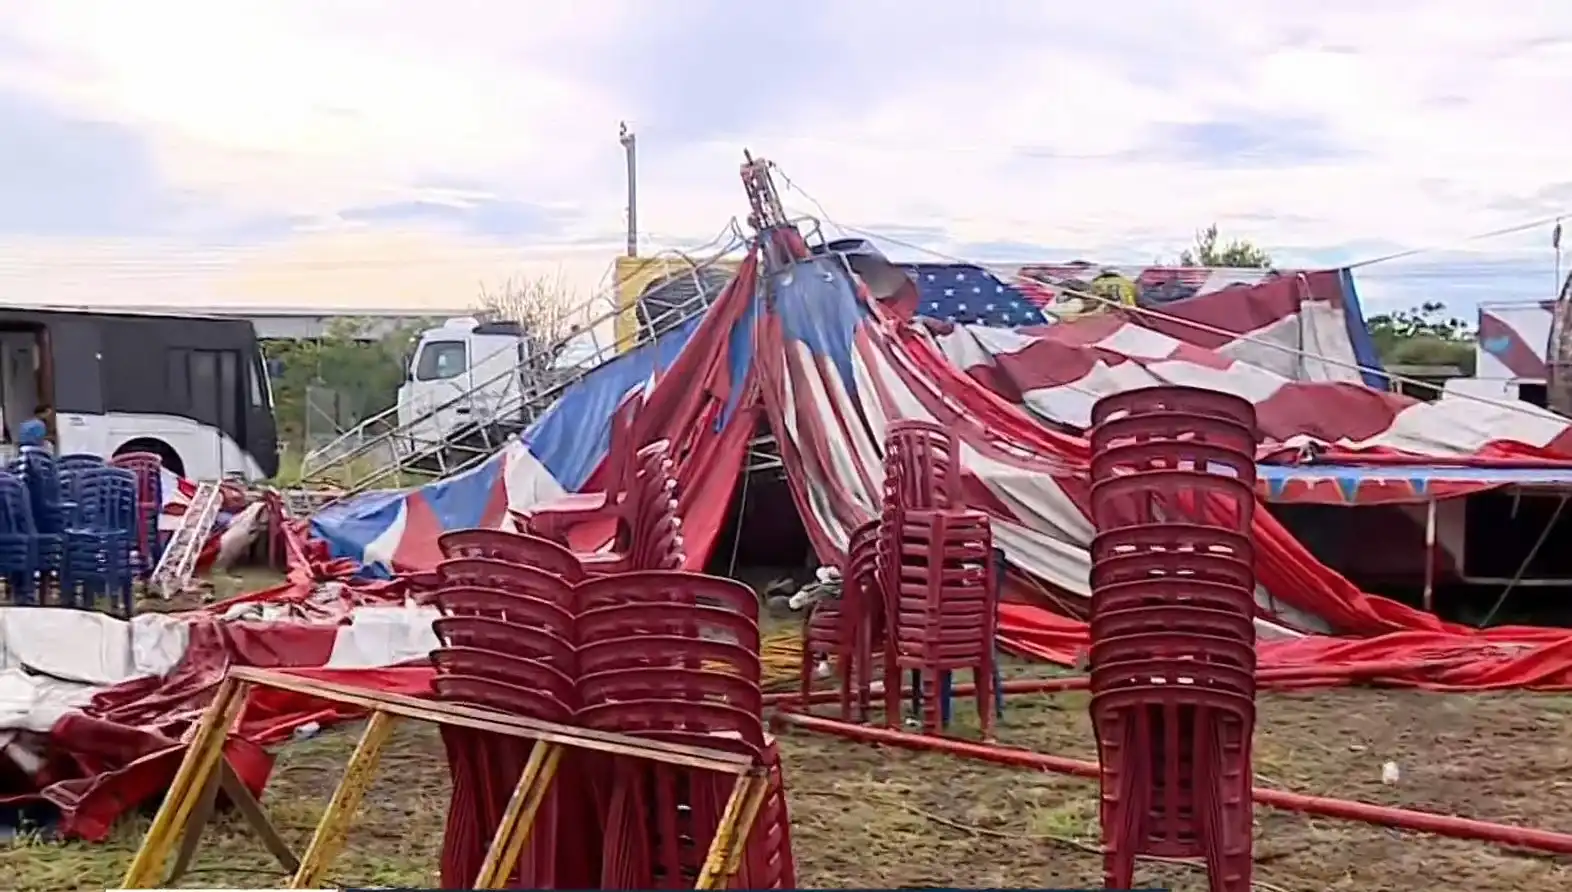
[923,311,1572,461]
[906,265,1050,327]
[850,253,1387,389]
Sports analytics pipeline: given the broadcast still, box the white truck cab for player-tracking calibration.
[395,317,529,454]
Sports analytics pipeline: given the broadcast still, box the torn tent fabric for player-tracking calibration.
[748,229,1572,683]
[17,240,1572,842]
[922,312,1572,463]
[0,580,435,841]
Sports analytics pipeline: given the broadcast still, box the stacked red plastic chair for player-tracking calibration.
[429,529,587,889]
[576,570,797,889]
[878,419,998,738]
[525,391,643,545]
[108,451,163,577]
[562,439,686,577]
[1086,385,1260,892]
[798,517,884,721]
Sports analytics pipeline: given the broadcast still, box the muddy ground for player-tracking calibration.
[6,683,1572,891]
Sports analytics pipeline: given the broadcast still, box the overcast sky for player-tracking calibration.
[0,1,1568,322]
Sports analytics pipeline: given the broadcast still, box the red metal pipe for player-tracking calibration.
[763,675,1088,706]
[766,656,1477,706]
[773,711,1572,856]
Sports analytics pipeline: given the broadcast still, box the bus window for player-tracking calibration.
[189,350,220,427]
[415,340,467,381]
[217,350,239,439]
[250,352,268,407]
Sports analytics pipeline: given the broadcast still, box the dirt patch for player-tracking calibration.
[779,681,1572,890]
[5,688,1571,890]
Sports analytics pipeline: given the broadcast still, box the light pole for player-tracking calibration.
[620,122,637,258]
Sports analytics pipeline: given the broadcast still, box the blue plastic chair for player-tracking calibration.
[58,454,106,475]
[0,472,38,603]
[11,447,64,591]
[62,467,138,615]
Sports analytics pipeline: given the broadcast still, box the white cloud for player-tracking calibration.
[0,0,1568,314]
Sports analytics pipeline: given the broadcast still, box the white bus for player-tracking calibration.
[0,307,280,481]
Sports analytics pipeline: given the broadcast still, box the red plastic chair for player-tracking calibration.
[883,419,964,510]
[1090,440,1256,489]
[578,635,761,681]
[1090,471,1256,532]
[437,528,585,582]
[1090,385,1258,430]
[526,391,644,544]
[573,441,688,576]
[1091,684,1255,891]
[1091,524,1255,565]
[577,602,761,654]
[575,569,758,618]
[432,592,576,645]
[578,667,764,715]
[436,557,578,611]
[431,646,578,703]
[1094,580,1255,616]
[880,509,997,737]
[403,570,444,604]
[432,673,575,723]
[799,597,846,713]
[109,450,163,571]
[1090,412,1258,465]
[1085,384,1259,892]
[429,673,576,887]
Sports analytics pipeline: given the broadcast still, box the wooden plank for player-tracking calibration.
[229,666,753,775]
[161,759,300,884]
[220,760,301,874]
[472,742,564,889]
[724,769,772,876]
[289,711,398,889]
[121,677,248,889]
[164,764,223,884]
[693,773,762,890]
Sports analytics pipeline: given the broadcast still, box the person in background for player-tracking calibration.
[17,417,49,449]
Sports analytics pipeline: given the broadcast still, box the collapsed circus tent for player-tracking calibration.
[315,235,1572,629]
[12,195,1572,841]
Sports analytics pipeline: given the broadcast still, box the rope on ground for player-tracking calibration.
[761,626,805,691]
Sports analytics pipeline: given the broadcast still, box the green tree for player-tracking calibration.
[1365,302,1476,372]
[263,318,431,448]
[1178,224,1273,269]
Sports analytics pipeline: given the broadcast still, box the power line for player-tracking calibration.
[774,174,1564,428]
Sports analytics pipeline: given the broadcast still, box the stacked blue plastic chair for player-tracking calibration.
[63,467,139,616]
[0,471,38,603]
[59,455,105,578]
[11,446,65,594]
[58,453,106,475]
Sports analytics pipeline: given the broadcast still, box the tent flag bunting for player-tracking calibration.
[12,218,1572,841]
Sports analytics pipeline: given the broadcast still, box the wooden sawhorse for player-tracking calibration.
[120,666,768,890]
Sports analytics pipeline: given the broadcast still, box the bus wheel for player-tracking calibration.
[115,438,185,478]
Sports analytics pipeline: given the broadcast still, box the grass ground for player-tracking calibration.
[6,667,1572,890]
